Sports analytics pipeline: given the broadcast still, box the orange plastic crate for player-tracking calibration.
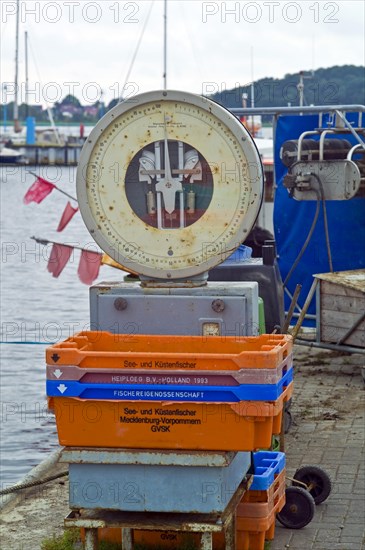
[46,332,292,371]
[213,480,285,550]
[238,469,286,513]
[48,382,292,451]
[234,492,286,550]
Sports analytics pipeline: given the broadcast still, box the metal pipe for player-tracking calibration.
[201,532,213,550]
[84,529,98,550]
[156,192,162,229]
[229,105,365,116]
[297,130,320,161]
[335,109,365,147]
[122,528,133,550]
[295,338,365,355]
[347,144,365,160]
[289,312,317,320]
[319,130,335,161]
[179,191,184,228]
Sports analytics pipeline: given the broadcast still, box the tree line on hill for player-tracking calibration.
[208,65,364,122]
[1,65,364,125]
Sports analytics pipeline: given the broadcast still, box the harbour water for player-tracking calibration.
[0,165,118,486]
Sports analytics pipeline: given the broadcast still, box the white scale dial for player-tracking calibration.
[77,90,263,279]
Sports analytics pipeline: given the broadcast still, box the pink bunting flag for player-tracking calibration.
[77,249,102,285]
[24,177,56,204]
[47,243,73,278]
[57,201,79,232]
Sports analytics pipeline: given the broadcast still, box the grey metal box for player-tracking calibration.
[209,258,285,333]
[90,281,259,337]
[62,448,251,513]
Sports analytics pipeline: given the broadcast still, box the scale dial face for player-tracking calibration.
[77,90,263,279]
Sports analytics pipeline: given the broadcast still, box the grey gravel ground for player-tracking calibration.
[272,345,365,550]
[0,344,364,550]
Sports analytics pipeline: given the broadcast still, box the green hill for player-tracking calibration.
[209,65,365,109]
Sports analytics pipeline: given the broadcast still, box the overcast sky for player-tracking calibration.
[1,0,364,107]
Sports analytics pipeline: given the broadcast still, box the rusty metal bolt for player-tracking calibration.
[114,298,128,311]
[211,299,225,313]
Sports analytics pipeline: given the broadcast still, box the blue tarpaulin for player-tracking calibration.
[273,113,365,321]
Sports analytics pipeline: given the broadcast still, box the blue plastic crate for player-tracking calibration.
[249,451,286,491]
[47,368,293,401]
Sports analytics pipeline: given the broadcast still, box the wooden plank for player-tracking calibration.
[345,332,365,347]
[318,276,365,348]
[321,293,365,314]
[319,308,365,347]
[321,325,365,347]
[321,280,364,299]
[315,270,365,293]
[321,309,365,330]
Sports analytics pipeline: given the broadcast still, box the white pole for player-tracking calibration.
[163,0,167,89]
[250,47,254,108]
[14,0,20,131]
[25,31,29,117]
[250,46,255,136]
[298,71,304,108]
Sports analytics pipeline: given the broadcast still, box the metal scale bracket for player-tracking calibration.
[288,159,361,201]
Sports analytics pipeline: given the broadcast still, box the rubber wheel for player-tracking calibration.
[292,465,332,504]
[285,398,292,411]
[277,486,315,529]
[284,410,293,434]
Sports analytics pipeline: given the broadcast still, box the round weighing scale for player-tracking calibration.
[77,90,263,280]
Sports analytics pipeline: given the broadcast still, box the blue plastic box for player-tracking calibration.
[249,451,286,491]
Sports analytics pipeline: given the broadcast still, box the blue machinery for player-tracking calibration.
[231,104,365,354]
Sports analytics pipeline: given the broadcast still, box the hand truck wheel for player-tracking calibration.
[292,465,332,505]
[277,486,315,529]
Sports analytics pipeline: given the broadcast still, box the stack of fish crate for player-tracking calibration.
[234,451,287,550]
[46,332,293,549]
[132,451,287,550]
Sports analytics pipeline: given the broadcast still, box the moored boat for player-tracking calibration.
[0,144,27,164]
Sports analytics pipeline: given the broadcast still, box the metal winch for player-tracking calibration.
[280,111,365,201]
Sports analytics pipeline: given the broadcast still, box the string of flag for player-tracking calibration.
[24,174,130,284]
[31,237,128,285]
[24,172,79,232]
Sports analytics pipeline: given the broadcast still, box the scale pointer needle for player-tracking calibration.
[155,115,182,214]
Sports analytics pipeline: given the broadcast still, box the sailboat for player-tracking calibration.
[0,144,26,163]
[1,0,66,152]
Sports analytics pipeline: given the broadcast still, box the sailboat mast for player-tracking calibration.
[14,0,20,131]
[250,46,255,136]
[25,30,29,118]
[163,0,167,89]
